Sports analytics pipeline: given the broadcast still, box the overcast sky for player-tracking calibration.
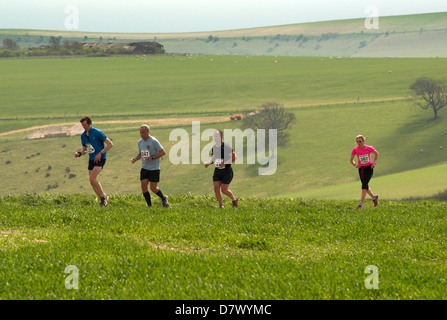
[1,0,446,33]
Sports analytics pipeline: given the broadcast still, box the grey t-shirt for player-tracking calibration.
[138,136,163,170]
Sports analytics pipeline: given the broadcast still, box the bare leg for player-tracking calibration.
[360,189,367,203]
[89,167,105,198]
[150,182,159,194]
[220,184,235,200]
[213,181,224,207]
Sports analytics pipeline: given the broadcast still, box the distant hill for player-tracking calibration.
[1,12,447,57]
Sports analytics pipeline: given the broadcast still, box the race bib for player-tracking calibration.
[359,154,370,164]
[215,159,225,169]
[141,149,150,158]
[86,144,95,154]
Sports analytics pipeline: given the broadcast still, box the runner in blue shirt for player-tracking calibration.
[74,116,114,207]
[131,124,169,208]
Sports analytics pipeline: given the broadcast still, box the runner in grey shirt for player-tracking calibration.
[139,135,163,170]
[131,124,169,208]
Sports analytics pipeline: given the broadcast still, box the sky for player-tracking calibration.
[1,0,447,33]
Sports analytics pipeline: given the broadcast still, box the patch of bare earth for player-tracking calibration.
[148,241,202,254]
[0,115,230,139]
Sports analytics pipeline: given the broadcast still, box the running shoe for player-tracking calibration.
[232,197,239,208]
[373,195,379,207]
[100,196,109,207]
[162,195,169,208]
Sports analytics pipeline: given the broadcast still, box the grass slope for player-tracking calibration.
[2,12,447,57]
[283,162,447,200]
[1,56,447,200]
[1,194,446,299]
[1,99,447,200]
[1,55,446,122]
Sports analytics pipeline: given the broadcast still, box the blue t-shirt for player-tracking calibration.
[81,127,107,161]
[138,136,163,170]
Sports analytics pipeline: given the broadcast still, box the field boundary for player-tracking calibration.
[0,96,411,138]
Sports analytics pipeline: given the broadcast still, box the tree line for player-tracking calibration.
[0,37,165,57]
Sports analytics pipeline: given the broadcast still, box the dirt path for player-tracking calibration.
[287,96,409,108]
[0,96,409,138]
[0,115,230,138]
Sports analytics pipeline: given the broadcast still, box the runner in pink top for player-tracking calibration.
[352,145,376,167]
[349,135,379,209]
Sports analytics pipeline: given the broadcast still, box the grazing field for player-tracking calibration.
[1,194,446,299]
[1,50,446,302]
[0,55,446,122]
[283,162,447,200]
[1,56,447,200]
[1,99,447,199]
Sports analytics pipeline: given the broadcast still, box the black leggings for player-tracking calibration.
[358,165,373,190]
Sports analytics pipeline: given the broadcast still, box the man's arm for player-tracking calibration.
[101,138,113,154]
[131,153,142,164]
[144,148,166,161]
[75,145,87,158]
[94,138,113,162]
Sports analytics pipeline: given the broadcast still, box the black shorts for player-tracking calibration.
[140,169,160,182]
[358,165,373,190]
[88,159,106,171]
[213,166,233,185]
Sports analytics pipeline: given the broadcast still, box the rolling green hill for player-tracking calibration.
[1,56,447,200]
[1,12,447,57]
[1,15,447,302]
[281,162,447,200]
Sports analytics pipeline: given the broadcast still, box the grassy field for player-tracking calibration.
[1,56,447,200]
[1,22,447,302]
[3,55,446,121]
[1,194,446,299]
[0,14,447,300]
[283,162,447,200]
[1,99,447,199]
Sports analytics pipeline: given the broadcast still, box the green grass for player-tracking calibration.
[1,55,446,123]
[1,56,447,200]
[1,194,446,299]
[282,162,447,200]
[1,98,447,200]
[2,16,447,302]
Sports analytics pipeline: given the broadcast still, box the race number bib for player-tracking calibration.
[215,159,225,169]
[141,149,150,158]
[86,144,95,154]
[359,154,370,164]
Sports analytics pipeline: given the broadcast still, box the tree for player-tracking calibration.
[49,36,61,50]
[241,102,296,147]
[410,77,447,120]
[2,38,20,50]
[63,40,83,52]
